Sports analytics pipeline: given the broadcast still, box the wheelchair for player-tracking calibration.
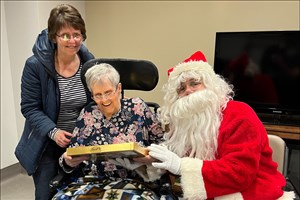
[50,58,177,199]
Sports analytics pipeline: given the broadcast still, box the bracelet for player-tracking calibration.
[59,155,74,174]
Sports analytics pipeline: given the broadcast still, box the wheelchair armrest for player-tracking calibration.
[159,173,179,199]
[50,163,86,192]
[145,102,160,114]
[49,170,77,192]
[49,171,67,192]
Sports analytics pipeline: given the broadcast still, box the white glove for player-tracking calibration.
[148,144,181,175]
[108,158,143,170]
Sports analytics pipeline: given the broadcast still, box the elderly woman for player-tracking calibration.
[53,63,164,200]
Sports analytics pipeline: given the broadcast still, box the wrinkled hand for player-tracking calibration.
[108,158,143,170]
[148,144,181,175]
[133,154,157,165]
[54,129,73,148]
[63,152,90,168]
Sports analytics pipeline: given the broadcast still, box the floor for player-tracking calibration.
[0,150,299,200]
[1,172,34,200]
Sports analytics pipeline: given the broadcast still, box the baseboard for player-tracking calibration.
[0,163,28,182]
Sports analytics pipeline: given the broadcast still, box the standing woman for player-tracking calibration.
[15,4,94,200]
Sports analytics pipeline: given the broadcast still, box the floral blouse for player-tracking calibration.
[66,97,164,179]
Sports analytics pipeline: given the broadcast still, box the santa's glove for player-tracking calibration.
[108,158,143,170]
[148,144,181,175]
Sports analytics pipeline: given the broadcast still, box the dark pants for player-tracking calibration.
[32,141,64,200]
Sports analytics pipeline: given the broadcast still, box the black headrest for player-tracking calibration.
[81,58,159,91]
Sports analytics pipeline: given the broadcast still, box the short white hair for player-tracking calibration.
[85,63,120,92]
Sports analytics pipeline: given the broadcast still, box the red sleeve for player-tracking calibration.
[204,101,264,196]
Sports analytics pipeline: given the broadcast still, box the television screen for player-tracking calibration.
[214,30,300,126]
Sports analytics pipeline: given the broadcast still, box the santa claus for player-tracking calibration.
[147,51,295,200]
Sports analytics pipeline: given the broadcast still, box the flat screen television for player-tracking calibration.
[214,30,300,126]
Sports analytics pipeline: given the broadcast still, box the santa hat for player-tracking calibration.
[167,51,214,78]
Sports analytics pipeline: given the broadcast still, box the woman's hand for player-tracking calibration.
[63,152,89,168]
[109,158,143,170]
[54,129,73,148]
[133,154,157,165]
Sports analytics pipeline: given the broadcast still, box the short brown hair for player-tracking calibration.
[48,4,87,41]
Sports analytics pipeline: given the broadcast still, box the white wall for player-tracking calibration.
[0,1,86,169]
[1,1,21,169]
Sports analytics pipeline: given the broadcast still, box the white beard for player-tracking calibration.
[161,89,221,160]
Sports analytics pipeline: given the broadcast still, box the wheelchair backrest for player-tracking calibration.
[81,58,159,98]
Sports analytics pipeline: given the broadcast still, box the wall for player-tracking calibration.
[85,1,299,106]
[0,1,86,169]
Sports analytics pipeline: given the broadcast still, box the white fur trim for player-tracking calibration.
[277,191,296,200]
[214,192,243,200]
[169,61,214,78]
[180,157,207,199]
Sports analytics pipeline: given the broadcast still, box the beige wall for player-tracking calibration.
[86,1,299,106]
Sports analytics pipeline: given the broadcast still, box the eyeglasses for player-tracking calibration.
[92,87,118,101]
[177,79,202,95]
[56,33,82,42]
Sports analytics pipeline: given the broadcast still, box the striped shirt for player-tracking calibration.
[56,64,87,134]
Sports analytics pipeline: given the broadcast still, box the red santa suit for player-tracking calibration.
[180,100,287,200]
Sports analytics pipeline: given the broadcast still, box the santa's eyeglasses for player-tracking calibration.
[177,79,202,95]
